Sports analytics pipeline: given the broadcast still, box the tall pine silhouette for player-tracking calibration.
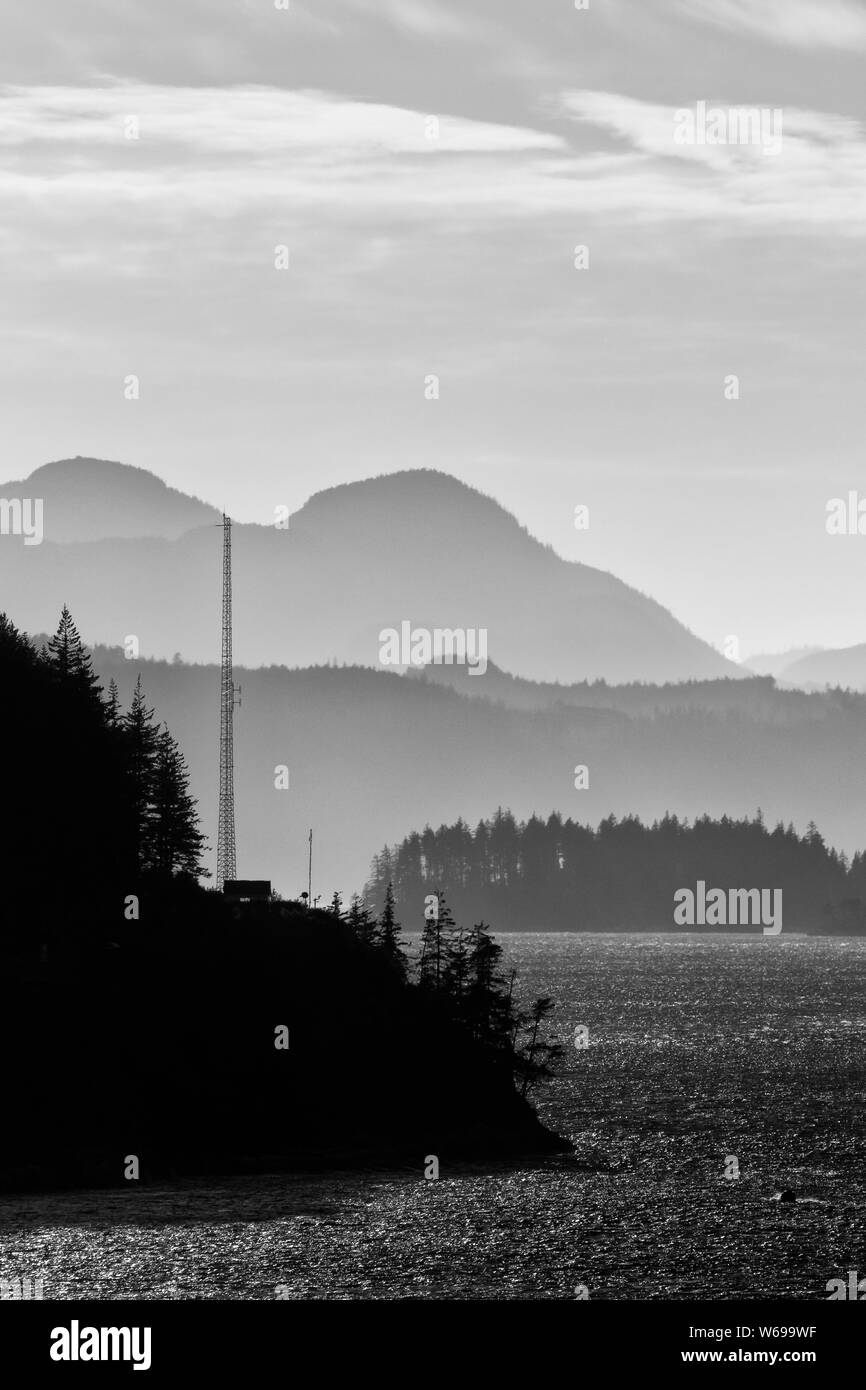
[122,675,161,872]
[378,881,408,977]
[45,605,103,707]
[152,727,207,878]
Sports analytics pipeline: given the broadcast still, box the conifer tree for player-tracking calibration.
[105,677,121,727]
[378,882,408,978]
[464,922,512,1045]
[442,922,471,1004]
[516,997,565,1097]
[151,726,207,877]
[346,892,376,945]
[122,675,161,872]
[418,889,455,990]
[45,605,103,705]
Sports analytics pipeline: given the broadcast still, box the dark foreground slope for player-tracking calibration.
[0,609,565,1190]
[1,894,566,1192]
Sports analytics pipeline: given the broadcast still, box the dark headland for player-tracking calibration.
[0,608,567,1193]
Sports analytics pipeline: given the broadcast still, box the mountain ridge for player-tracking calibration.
[0,457,742,685]
[80,644,866,900]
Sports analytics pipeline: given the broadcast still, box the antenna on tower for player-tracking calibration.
[217,513,237,890]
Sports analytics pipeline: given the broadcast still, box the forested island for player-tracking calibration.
[366,809,866,933]
[0,608,566,1191]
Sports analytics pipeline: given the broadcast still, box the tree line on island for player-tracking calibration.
[365,808,866,932]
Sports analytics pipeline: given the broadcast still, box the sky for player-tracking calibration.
[2,0,866,657]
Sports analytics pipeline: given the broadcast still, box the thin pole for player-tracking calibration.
[308,828,313,906]
[217,514,237,890]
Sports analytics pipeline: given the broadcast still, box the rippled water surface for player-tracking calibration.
[2,933,864,1299]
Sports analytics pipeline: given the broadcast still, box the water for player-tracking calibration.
[2,933,864,1300]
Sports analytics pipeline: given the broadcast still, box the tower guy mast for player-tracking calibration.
[217,513,237,889]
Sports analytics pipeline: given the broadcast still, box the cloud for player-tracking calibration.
[678,0,866,50]
[557,89,866,229]
[1,82,864,240]
[0,83,561,155]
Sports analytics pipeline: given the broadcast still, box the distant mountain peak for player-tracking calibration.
[292,468,547,559]
[306,467,486,502]
[1,456,219,543]
[28,454,144,478]
[298,467,515,518]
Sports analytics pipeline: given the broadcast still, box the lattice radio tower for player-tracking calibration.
[217,513,238,889]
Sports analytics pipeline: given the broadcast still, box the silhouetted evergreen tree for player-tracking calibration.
[346,892,376,945]
[378,882,408,978]
[516,997,565,1097]
[45,604,103,707]
[151,727,207,878]
[418,889,455,990]
[105,677,121,727]
[464,923,512,1046]
[122,676,161,872]
[442,921,471,1004]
